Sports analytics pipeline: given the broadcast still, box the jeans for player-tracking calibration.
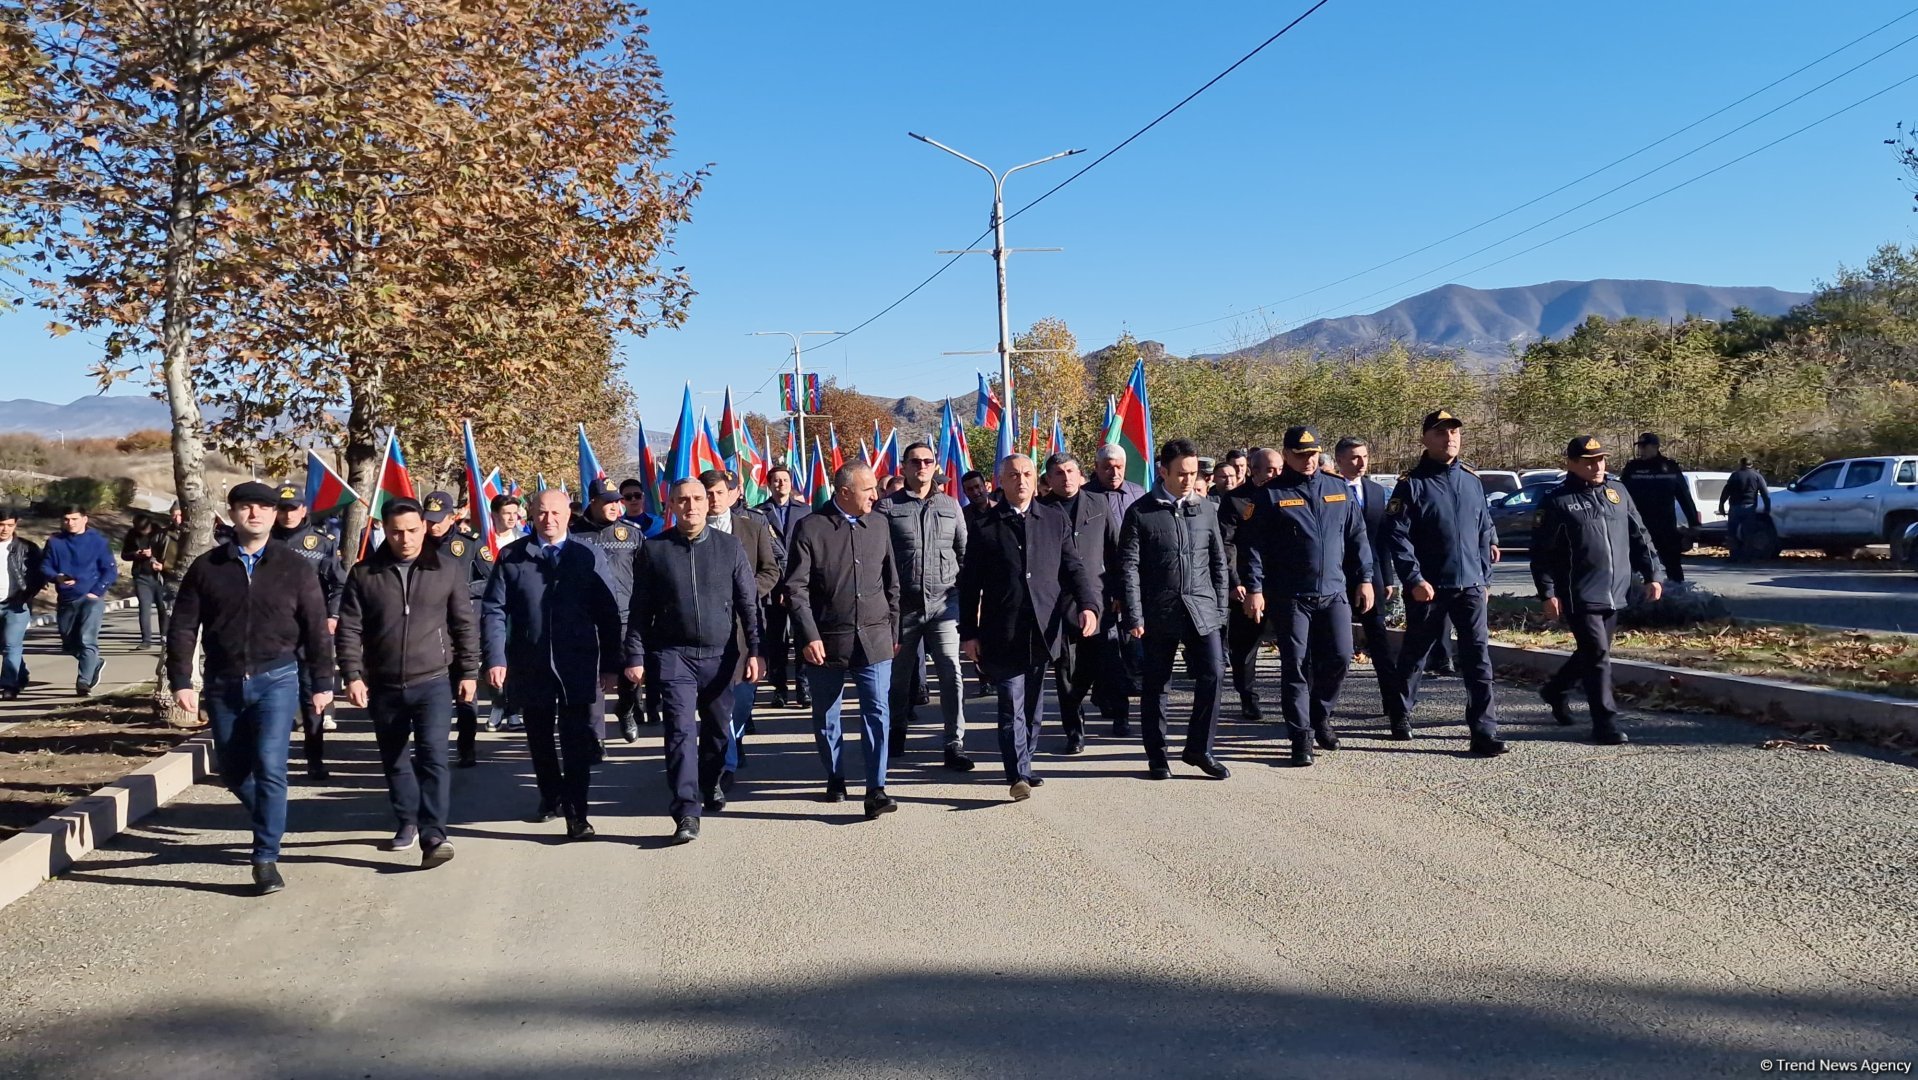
[55,595,105,689]
[0,602,29,692]
[133,574,169,646]
[805,659,892,791]
[889,607,964,750]
[1140,614,1223,763]
[204,661,299,863]
[369,677,453,844]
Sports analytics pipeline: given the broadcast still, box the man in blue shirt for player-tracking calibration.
[42,505,118,696]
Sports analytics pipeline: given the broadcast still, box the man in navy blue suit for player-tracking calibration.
[482,489,623,839]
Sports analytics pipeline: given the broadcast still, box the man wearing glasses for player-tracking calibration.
[876,442,973,772]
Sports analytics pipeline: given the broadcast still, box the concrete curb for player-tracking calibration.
[27,597,138,629]
[0,734,213,912]
[1390,628,1918,741]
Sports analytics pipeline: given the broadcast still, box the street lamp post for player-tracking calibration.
[751,330,844,466]
[909,133,1082,441]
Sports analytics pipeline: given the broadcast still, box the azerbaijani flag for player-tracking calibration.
[737,416,769,505]
[994,399,1017,468]
[1051,411,1067,456]
[360,432,415,560]
[1102,358,1155,489]
[535,473,548,493]
[858,438,872,471]
[829,424,843,473]
[783,422,798,472]
[481,468,502,506]
[303,450,359,517]
[808,436,832,510]
[577,425,608,500]
[636,417,664,534]
[1103,393,1117,435]
[664,382,699,485]
[1027,409,1043,456]
[873,427,898,481]
[717,386,744,471]
[462,421,499,558]
[937,399,964,502]
[975,372,1003,430]
[696,411,725,476]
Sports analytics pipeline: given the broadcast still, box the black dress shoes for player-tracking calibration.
[1180,752,1231,779]
[703,787,727,813]
[1062,732,1085,755]
[251,862,285,896]
[1240,698,1262,721]
[769,690,789,709]
[620,714,641,743]
[1313,727,1341,751]
[1111,720,1131,739]
[1468,738,1510,758]
[528,802,560,824]
[565,818,597,841]
[671,816,700,844]
[1541,688,1576,726]
[1388,721,1413,741]
[1290,744,1315,767]
[1147,761,1172,780]
[823,777,847,803]
[1024,774,1044,788]
[1593,728,1629,746]
[863,789,897,819]
[944,748,975,772]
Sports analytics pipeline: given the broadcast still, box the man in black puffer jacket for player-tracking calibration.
[337,497,481,866]
[622,478,762,846]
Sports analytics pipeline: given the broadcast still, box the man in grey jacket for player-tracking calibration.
[876,441,972,772]
[1120,439,1232,781]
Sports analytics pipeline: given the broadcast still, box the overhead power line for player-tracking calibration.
[1148,4,1918,340]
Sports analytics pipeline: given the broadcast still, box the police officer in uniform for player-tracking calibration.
[581,489,644,742]
[422,491,485,766]
[1383,410,1507,756]
[1617,432,1700,583]
[1531,436,1665,745]
[1241,427,1374,765]
[272,482,344,779]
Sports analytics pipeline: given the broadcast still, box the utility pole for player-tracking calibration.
[910,134,1081,441]
[751,330,842,465]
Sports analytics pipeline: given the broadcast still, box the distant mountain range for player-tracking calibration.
[1226,279,1812,362]
[0,395,177,439]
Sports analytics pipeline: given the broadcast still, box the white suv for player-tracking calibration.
[1741,456,1918,557]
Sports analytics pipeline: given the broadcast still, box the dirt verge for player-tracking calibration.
[0,685,196,840]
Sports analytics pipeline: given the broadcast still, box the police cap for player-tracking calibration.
[590,489,622,506]
[420,490,454,523]
[1282,426,1320,452]
[1565,435,1606,460]
[228,481,280,508]
[1422,409,1464,432]
[382,496,425,521]
[1636,431,1661,447]
[275,481,305,509]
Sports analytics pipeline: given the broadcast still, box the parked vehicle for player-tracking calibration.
[1687,471,1731,547]
[1518,468,1565,486]
[1738,456,1918,558]
[1486,477,1565,549]
[1477,470,1522,503]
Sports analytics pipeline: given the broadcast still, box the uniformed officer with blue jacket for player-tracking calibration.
[1383,410,1506,756]
[1241,426,1374,765]
[1530,436,1665,745]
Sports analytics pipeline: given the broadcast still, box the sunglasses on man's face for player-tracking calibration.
[621,492,645,500]
[906,457,937,467]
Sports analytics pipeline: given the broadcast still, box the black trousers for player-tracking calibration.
[1092,629,1140,722]
[1648,526,1686,583]
[1225,605,1269,708]
[1543,609,1620,730]
[369,676,452,843]
[1407,596,1456,672]
[523,703,602,822]
[1139,615,1222,763]
[1275,594,1353,745]
[1053,627,1099,736]
[764,601,801,697]
[1392,586,1499,740]
[296,657,324,769]
[654,648,736,819]
[1354,591,1401,716]
[986,661,1049,783]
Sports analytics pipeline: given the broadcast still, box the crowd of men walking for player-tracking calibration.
[149,409,1671,897]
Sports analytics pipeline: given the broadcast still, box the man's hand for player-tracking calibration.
[745,657,765,684]
[961,639,980,664]
[327,617,338,636]
[1489,545,1502,565]
[345,679,369,708]
[600,672,619,694]
[84,593,98,600]
[1385,584,1399,601]
[456,679,476,703]
[1355,582,1374,614]
[150,560,163,573]
[487,665,507,691]
[1232,585,1247,603]
[802,640,826,667]
[622,664,646,685]
[1243,592,1266,622]
[1408,581,1435,603]
[1645,581,1664,602]
[173,688,198,716]
[1128,625,1145,639]
[1078,609,1099,638]
[311,692,334,715]
[1541,597,1562,622]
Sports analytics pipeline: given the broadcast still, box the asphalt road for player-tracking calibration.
[1493,554,1918,633]
[0,663,1911,1078]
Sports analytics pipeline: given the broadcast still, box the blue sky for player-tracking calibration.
[5,0,1917,426]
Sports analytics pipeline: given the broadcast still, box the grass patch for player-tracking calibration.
[0,681,196,839]
[1484,597,1918,700]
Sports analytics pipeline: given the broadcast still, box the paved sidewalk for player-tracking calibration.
[0,609,162,727]
[0,664,1911,1078]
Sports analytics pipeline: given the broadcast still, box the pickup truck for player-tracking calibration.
[1739,456,1918,558]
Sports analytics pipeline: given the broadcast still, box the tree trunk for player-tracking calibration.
[340,371,381,569]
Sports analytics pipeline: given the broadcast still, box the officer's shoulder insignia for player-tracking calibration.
[301,534,318,550]
[1459,462,1480,475]
[449,539,466,557]
[1278,497,1306,508]
[613,526,629,541]
[479,545,495,562]
[1239,501,1255,521]
[1606,487,1621,504]
[1323,492,1347,503]
[1386,497,1405,516]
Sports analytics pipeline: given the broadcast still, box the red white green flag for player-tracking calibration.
[1101,359,1154,489]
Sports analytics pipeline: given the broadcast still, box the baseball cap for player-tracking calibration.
[1422,409,1463,432]
[229,481,281,507]
[420,490,454,523]
[1282,426,1320,452]
[1565,435,1606,460]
